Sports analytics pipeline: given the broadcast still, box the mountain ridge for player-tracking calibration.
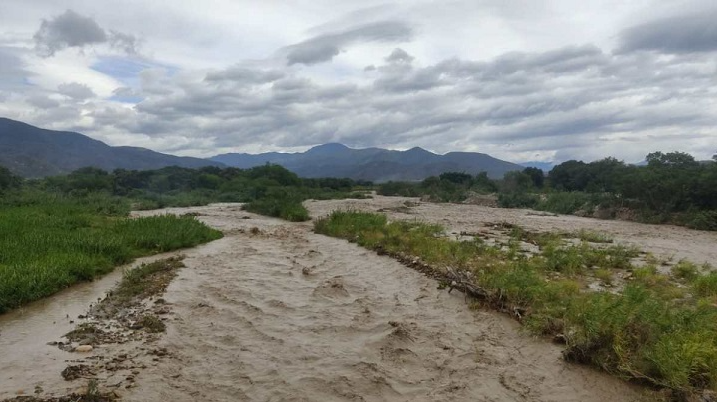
[0,118,223,177]
[211,143,522,182]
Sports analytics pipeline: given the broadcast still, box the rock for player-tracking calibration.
[74,345,94,353]
[61,364,92,380]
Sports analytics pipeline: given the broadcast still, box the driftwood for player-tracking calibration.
[377,246,489,300]
[445,266,489,299]
[375,246,526,321]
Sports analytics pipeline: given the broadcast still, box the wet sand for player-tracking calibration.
[6,198,713,400]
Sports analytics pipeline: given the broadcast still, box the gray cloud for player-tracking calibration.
[33,10,139,57]
[10,33,717,163]
[57,82,96,100]
[283,21,413,65]
[385,48,414,64]
[26,95,60,109]
[140,45,714,161]
[618,10,717,53]
[205,66,285,85]
[108,30,140,55]
[0,47,32,91]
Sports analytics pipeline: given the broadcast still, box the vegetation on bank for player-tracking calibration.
[0,197,222,313]
[378,152,717,230]
[315,210,717,396]
[0,163,369,312]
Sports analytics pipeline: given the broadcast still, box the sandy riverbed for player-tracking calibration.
[306,196,717,267]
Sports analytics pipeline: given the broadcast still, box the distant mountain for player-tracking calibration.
[520,161,555,172]
[211,143,522,181]
[0,118,223,177]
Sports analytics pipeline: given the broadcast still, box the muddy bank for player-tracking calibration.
[306,196,717,267]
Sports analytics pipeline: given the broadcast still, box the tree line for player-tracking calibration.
[379,151,717,230]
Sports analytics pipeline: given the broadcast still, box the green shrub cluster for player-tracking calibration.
[379,172,497,202]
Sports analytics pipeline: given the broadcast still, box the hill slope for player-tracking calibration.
[211,143,522,181]
[0,118,222,177]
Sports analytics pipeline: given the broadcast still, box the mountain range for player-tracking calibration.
[0,117,523,180]
[211,143,522,181]
[0,118,222,177]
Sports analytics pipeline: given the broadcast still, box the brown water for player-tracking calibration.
[123,204,643,401]
[2,200,694,400]
[0,252,181,398]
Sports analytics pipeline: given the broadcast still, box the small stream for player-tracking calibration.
[0,252,178,398]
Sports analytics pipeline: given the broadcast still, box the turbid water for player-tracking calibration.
[0,251,181,398]
[123,204,641,401]
[6,198,714,400]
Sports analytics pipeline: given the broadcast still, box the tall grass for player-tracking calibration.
[0,197,222,313]
[243,197,310,222]
[315,210,717,394]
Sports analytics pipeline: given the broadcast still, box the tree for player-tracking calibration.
[438,172,472,185]
[501,171,533,193]
[473,172,498,193]
[548,160,592,191]
[646,151,698,168]
[0,166,21,193]
[522,167,544,189]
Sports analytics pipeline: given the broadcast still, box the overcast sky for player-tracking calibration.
[0,1,715,163]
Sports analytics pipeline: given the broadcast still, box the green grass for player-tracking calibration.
[243,197,310,222]
[314,210,717,394]
[0,199,222,313]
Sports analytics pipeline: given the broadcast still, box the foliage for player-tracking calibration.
[497,192,539,208]
[378,171,497,202]
[376,151,717,231]
[0,166,21,193]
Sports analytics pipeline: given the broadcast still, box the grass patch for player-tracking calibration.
[693,273,717,298]
[114,257,185,303]
[0,198,221,313]
[315,210,717,394]
[575,229,613,243]
[137,314,166,333]
[243,197,310,222]
[672,260,700,282]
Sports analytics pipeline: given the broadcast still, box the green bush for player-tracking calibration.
[683,210,717,231]
[243,197,310,222]
[497,192,539,208]
[536,192,594,215]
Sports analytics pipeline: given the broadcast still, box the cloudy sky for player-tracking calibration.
[0,1,715,163]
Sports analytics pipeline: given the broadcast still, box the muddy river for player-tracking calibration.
[4,197,715,401]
